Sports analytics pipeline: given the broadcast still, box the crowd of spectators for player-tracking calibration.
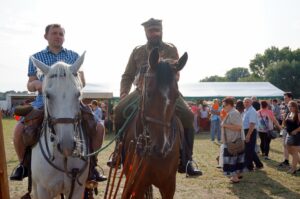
[187,93,300,183]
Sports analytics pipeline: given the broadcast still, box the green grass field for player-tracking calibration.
[2,118,300,199]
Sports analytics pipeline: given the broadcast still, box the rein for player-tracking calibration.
[138,71,177,156]
[38,109,89,198]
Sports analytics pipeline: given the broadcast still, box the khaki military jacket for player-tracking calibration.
[120,42,179,96]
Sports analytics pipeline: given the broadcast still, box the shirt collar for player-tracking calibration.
[245,105,253,111]
[43,46,66,54]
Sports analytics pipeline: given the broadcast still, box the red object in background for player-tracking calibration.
[14,115,21,121]
[191,105,199,114]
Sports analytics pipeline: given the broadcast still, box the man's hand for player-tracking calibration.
[27,79,42,92]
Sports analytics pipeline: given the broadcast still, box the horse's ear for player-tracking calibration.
[31,56,50,75]
[176,52,188,71]
[70,51,86,74]
[149,48,159,70]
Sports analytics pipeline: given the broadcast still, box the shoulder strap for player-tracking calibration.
[223,114,229,143]
[259,111,269,130]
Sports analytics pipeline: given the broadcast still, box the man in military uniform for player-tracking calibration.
[113,18,202,177]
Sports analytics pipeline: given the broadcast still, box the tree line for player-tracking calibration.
[200,46,300,97]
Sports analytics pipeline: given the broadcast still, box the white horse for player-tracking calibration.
[31,53,89,199]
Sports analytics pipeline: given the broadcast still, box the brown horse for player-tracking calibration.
[121,48,188,199]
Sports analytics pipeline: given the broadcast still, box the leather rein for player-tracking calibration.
[38,108,89,199]
[139,72,177,155]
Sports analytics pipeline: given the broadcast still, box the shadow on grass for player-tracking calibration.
[261,158,292,174]
[229,170,300,199]
[269,147,285,155]
[194,132,210,140]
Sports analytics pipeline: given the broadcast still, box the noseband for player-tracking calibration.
[48,117,80,128]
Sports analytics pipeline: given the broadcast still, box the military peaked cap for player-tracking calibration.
[141,18,162,29]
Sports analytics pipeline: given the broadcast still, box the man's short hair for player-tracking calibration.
[251,96,257,101]
[222,97,234,107]
[284,92,293,99]
[243,97,252,103]
[45,24,65,35]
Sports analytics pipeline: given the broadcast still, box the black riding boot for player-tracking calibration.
[178,128,202,177]
[10,147,31,181]
[89,156,107,182]
[10,164,28,181]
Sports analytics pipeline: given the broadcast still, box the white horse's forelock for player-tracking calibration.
[43,62,83,117]
[43,62,82,92]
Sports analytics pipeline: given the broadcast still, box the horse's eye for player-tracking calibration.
[76,91,81,98]
[45,92,50,99]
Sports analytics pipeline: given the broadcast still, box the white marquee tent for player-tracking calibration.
[178,82,285,100]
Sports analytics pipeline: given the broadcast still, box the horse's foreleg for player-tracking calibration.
[67,185,86,199]
[32,180,38,199]
[35,185,52,199]
[159,176,176,199]
[122,172,147,199]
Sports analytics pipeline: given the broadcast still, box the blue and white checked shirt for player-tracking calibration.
[28,47,79,108]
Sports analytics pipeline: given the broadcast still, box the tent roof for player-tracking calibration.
[82,83,114,99]
[178,82,284,99]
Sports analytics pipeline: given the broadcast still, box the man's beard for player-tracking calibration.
[147,35,162,47]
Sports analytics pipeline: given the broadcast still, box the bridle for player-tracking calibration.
[141,72,173,128]
[137,69,178,157]
[38,101,89,199]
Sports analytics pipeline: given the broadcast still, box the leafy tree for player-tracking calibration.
[225,67,250,81]
[249,46,300,79]
[200,75,227,82]
[238,74,263,82]
[265,60,300,97]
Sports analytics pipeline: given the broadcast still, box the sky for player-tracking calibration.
[1,0,300,96]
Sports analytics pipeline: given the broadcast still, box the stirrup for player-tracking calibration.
[185,160,199,178]
[10,164,26,179]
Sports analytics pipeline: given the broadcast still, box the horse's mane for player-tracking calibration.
[155,61,175,91]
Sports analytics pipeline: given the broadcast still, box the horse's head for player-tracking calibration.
[31,52,85,157]
[141,48,187,154]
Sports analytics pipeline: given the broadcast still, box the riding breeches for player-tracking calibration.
[113,90,194,130]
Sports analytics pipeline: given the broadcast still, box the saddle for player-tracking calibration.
[80,101,97,137]
[14,105,33,116]
[23,108,44,147]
